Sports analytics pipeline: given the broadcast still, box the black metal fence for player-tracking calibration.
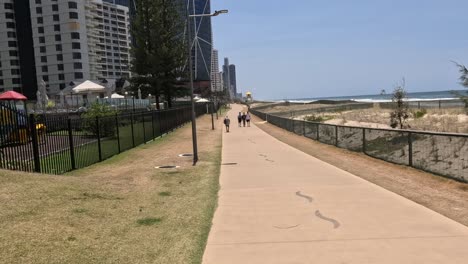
[0,102,213,175]
[251,109,468,183]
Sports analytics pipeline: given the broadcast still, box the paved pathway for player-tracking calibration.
[203,104,468,264]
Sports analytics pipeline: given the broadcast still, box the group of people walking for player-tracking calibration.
[223,112,251,132]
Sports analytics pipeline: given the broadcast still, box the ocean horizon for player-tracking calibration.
[276,90,468,103]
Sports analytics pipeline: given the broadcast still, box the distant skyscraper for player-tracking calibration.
[229,64,237,97]
[182,0,213,82]
[222,57,231,97]
[211,49,222,92]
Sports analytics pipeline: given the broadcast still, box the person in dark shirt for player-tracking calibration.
[223,116,231,132]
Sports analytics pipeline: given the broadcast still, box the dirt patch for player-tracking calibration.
[254,116,468,227]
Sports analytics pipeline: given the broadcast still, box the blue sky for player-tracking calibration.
[211,0,468,100]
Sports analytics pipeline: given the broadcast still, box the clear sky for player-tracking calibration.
[211,0,468,100]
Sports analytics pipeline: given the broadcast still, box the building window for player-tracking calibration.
[57,54,63,61]
[42,76,49,82]
[37,17,43,24]
[59,83,66,90]
[53,14,59,21]
[54,24,61,32]
[73,62,82,69]
[9,50,18,57]
[52,4,58,12]
[56,44,62,51]
[74,72,83,79]
[72,52,81,59]
[5,13,14,19]
[40,46,46,53]
[71,32,80,39]
[59,74,65,80]
[72,42,81,49]
[41,56,47,63]
[42,66,48,73]
[69,12,78,19]
[39,36,45,43]
[57,64,64,71]
[11,69,20,75]
[12,78,21,84]
[38,27,44,34]
[10,60,20,66]
[35,0,41,4]
[4,3,13,9]
[7,32,16,38]
[6,22,15,29]
[0,80,3,86]
[68,2,78,9]
[36,7,42,14]
[55,34,61,41]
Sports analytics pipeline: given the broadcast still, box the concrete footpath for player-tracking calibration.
[202,104,468,264]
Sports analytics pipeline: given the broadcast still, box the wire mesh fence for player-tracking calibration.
[251,108,468,182]
[0,102,214,175]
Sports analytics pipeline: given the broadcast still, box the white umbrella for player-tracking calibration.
[196,98,210,103]
[72,80,106,94]
[111,93,125,99]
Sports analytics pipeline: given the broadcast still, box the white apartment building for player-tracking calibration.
[29,0,131,96]
[210,48,222,92]
[0,0,22,92]
[0,0,131,97]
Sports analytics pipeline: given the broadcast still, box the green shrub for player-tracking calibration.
[82,103,119,137]
[413,109,427,119]
[303,114,332,123]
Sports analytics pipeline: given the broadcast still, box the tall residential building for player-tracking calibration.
[229,64,237,96]
[222,57,230,95]
[222,57,238,98]
[210,49,221,92]
[0,0,132,99]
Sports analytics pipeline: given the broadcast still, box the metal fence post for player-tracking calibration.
[67,118,76,170]
[362,128,366,153]
[130,113,135,147]
[115,114,121,153]
[408,132,413,167]
[335,126,338,146]
[151,110,156,140]
[317,123,320,141]
[142,113,146,143]
[96,116,102,162]
[303,121,306,136]
[29,114,41,173]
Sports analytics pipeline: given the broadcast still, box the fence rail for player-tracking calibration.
[0,102,215,175]
[250,108,468,183]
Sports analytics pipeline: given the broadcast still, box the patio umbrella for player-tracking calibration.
[111,93,125,99]
[0,91,28,100]
[72,80,106,94]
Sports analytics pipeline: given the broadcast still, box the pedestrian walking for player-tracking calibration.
[237,112,242,127]
[246,113,251,127]
[223,116,231,132]
[242,112,247,127]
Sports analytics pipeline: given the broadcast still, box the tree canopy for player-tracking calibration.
[130,0,187,108]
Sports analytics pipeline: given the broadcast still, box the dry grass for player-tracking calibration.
[0,115,222,264]
[299,107,468,133]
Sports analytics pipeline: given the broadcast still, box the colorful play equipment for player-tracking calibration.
[0,91,46,146]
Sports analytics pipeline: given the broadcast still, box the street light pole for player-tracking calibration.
[187,9,228,165]
[187,10,198,165]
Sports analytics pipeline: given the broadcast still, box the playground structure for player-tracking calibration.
[0,91,46,147]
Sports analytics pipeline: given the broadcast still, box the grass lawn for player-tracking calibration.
[0,115,222,264]
[40,121,159,174]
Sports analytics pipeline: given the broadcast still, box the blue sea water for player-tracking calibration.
[289,90,467,103]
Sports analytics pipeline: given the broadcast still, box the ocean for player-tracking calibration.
[288,90,467,103]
